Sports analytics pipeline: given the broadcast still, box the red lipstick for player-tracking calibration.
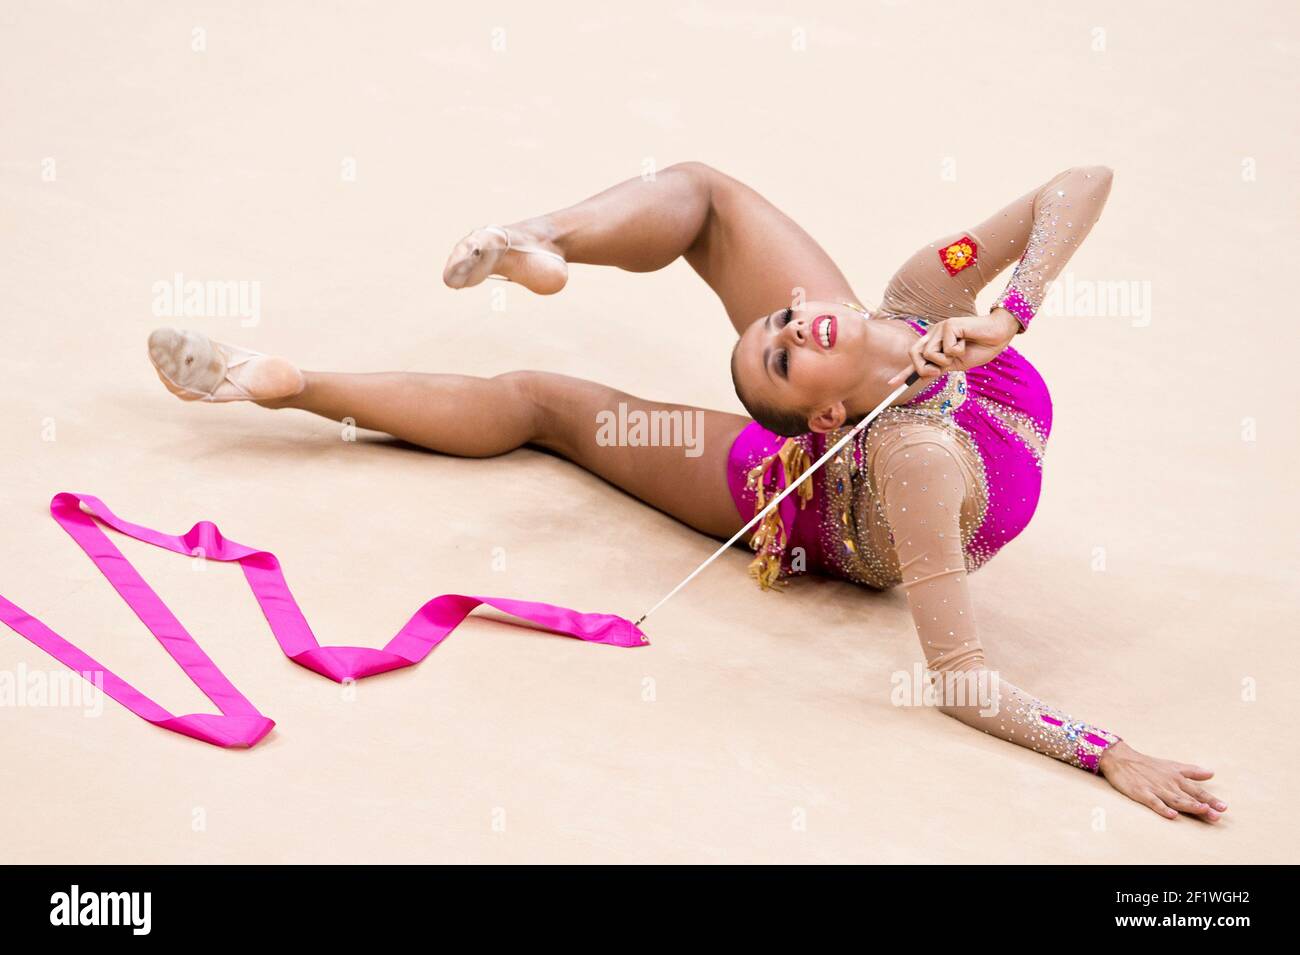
[812,313,837,349]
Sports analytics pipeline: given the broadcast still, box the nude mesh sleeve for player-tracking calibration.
[869,421,1121,772]
[879,166,1114,331]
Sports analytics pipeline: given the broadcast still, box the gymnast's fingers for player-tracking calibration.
[910,333,943,378]
[1173,762,1214,780]
[890,336,931,385]
[1179,778,1227,813]
[886,365,913,386]
[1161,788,1217,820]
[1143,792,1178,819]
[888,339,921,385]
[942,321,965,360]
[921,330,952,368]
[1166,790,1221,822]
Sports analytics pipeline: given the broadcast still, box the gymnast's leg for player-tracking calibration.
[444,161,861,333]
[147,328,747,538]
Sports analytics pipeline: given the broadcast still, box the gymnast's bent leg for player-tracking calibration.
[444,161,862,333]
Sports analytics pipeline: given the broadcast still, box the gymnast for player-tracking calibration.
[146,162,1225,821]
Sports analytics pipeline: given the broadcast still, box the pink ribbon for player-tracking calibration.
[0,493,648,748]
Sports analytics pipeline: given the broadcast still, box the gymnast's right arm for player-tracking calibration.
[871,426,1226,821]
[878,165,1114,328]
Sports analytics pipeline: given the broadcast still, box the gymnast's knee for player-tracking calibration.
[664,160,720,195]
[488,370,546,439]
[663,162,727,252]
[492,369,605,458]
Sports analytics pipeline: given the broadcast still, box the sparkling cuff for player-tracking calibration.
[995,287,1036,332]
[1038,714,1121,774]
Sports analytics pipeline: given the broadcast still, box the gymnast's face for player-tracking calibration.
[732,302,869,434]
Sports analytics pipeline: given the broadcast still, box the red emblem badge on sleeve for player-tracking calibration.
[938,236,978,275]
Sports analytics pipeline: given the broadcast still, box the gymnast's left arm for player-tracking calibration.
[872,427,1227,821]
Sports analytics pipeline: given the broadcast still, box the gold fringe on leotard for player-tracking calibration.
[744,438,814,590]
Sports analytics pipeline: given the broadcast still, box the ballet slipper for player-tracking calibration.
[442,225,567,294]
[147,327,304,402]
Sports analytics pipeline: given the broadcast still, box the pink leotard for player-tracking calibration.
[727,166,1122,773]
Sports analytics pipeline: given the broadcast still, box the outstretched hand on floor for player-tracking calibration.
[1098,741,1228,822]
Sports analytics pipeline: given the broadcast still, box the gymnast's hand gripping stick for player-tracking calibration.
[632,369,921,627]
